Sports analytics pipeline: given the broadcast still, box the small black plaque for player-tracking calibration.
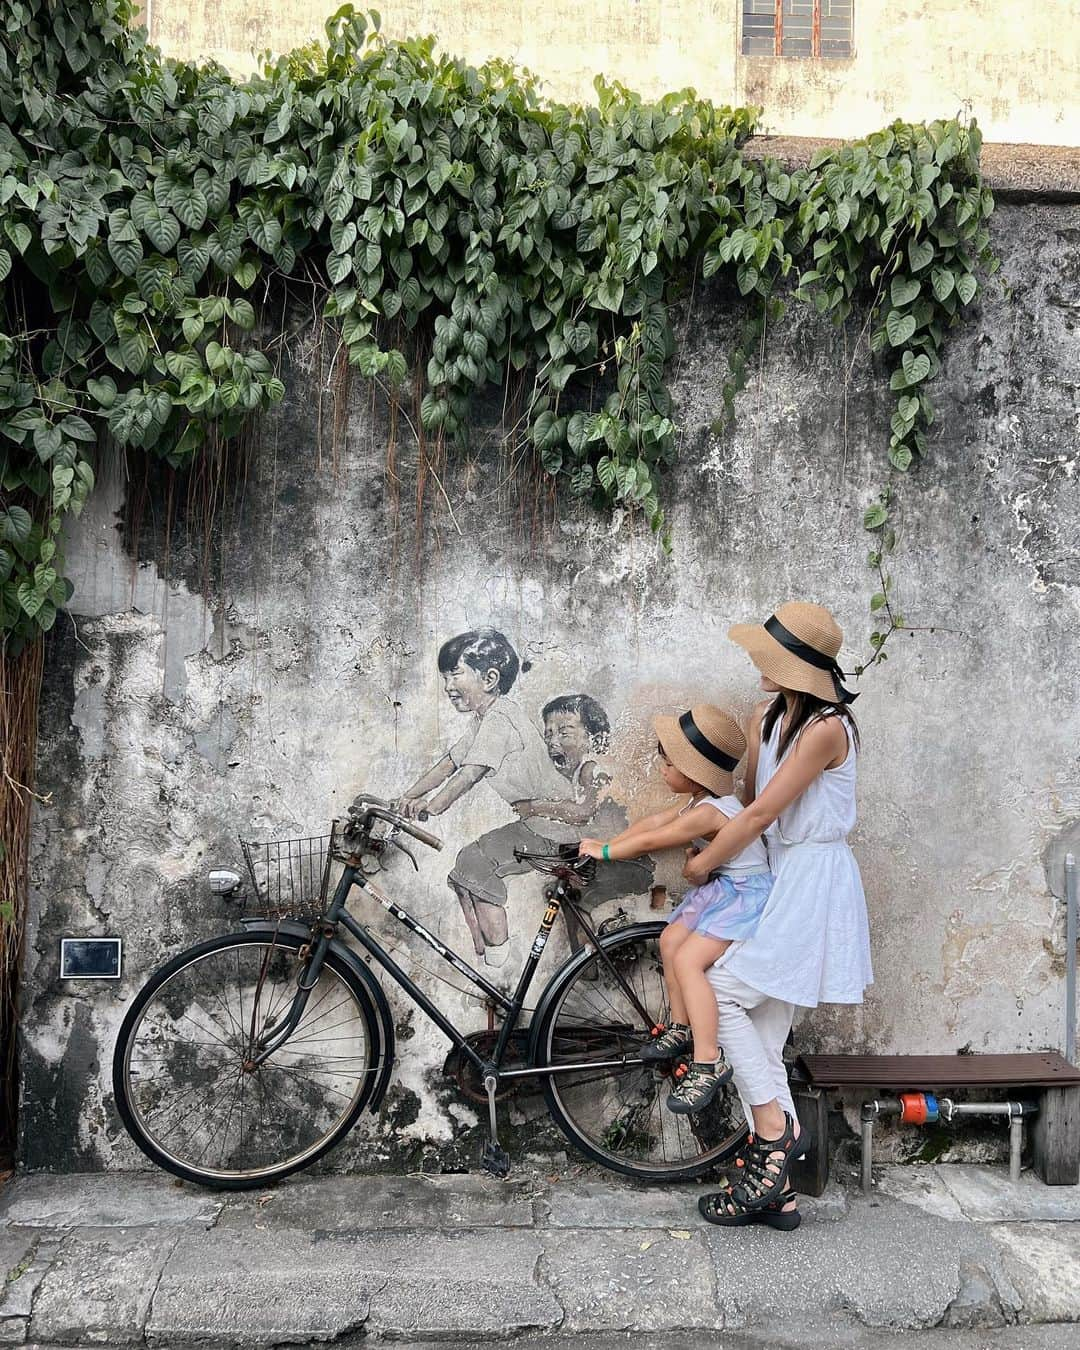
[60,937,122,980]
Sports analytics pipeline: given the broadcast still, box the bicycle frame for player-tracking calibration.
[251,856,655,1082]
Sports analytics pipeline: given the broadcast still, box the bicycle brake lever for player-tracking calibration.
[388,834,419,871]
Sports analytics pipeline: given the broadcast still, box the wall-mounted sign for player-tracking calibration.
[59,937,122,980]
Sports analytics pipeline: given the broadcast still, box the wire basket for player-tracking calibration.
[238,824,338,921]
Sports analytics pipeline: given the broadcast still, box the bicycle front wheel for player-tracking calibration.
[112,931,379,1189]
[533,923,747,1180]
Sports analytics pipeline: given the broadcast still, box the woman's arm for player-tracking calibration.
[683,717,848,883]
[581,802,723,861]
[740,700,770,807]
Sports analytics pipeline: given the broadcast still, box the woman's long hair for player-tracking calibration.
[761,690,860,761]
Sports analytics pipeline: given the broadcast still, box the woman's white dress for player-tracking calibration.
[721,714,873,1008]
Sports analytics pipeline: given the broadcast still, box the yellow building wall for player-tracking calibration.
[143,1,1079,146]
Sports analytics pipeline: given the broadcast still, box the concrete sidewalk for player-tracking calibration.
[2,1165,1079,1346]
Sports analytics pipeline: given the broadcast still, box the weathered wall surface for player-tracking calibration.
[144,1,1080,146]
[20,200,1080,1170]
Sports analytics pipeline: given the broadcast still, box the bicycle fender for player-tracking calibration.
[526,920,666,1065]
[239,918,397,1111]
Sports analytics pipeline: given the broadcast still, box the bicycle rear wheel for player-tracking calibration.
[532,923,746,1180]
[112,931,379,1188]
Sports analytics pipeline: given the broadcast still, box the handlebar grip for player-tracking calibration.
[402,817,443,851]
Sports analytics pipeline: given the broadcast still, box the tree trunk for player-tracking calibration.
[0,639,44,1163]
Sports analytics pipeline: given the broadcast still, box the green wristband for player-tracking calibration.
[602,843,611,861]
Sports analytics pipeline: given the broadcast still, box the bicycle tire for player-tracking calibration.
[112,930,383,1189]
[531,922,747,1180]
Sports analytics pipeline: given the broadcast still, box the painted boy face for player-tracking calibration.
[442,661,498,712]
[544,711,591,778]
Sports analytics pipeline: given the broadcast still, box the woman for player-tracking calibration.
[685,602,873,1231]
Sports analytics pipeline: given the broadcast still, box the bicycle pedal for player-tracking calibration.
[480,1141,511,1178]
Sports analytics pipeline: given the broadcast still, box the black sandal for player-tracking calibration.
[638,1022,693,1063]
[698,1188,800,1231]
[666,1055,733,1114]
[722,1111,807,1211]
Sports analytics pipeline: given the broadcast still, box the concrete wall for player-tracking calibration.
[20,199,1080,1171]
[144,1,1080,146]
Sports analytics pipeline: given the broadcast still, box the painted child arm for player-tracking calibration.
[399,753,455,800]
[581,802,723,861]
[395,753,456,816]
[683,716,847,882]
[514,761,602,825]
[420,762,491,816]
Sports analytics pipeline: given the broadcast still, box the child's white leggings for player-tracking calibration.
[706,965,797,1125]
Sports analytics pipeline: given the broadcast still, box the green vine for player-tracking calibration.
[0,1,996,660]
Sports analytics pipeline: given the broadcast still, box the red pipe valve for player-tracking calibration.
[898,1092,939,1124]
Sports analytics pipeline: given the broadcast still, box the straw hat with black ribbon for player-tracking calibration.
[728,602,858,705]
[653,705,747,797]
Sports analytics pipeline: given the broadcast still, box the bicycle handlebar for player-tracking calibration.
[346,796,444,852]
[399,816,443,850]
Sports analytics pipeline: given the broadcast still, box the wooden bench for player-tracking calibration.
[789,1052,1080,1195]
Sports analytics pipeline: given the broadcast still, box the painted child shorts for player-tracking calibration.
[669,871,775,942]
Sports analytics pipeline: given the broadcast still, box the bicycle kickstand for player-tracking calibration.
[480,1072,511,1178]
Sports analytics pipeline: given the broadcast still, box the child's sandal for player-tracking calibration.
[638,1022,693,1062]
[723,1111,808,1211]
[666,1054,733,1114]
[698,1189,800,1231]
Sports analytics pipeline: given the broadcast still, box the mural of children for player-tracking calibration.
[395,628,575,966]
[513,695,654,951]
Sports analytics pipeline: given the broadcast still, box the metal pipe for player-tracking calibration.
[861,1109,874,1194]
[1010,1114,1023,1183]
[939,1099,1037,1180]
[860,1096,1037,1191]
[859,1099,900,1194]
[941,1100,1018,1118]
[1066,852,1077,1065]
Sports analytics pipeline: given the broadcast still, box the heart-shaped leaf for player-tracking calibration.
[901,350,931,385]
[143,204,181,253]
[890,276,920,308]
[908,237,934,272]
[886,311,916,347]
[171,184,208,231]
[930,266,955,302]
[0,505,33,548]
[108,232,143,276]
[86,376,117,408]
[889,442,914,471]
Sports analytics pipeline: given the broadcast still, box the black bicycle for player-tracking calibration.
[112,795,746,1189]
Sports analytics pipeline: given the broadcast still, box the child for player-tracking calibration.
[579,704,773,1114]
[395,628,573,966]
[513,695,654,951]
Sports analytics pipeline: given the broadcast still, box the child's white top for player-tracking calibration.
[450,697,567,804]
[681,794,771,877]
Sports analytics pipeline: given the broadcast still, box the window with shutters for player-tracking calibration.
[742,1,854,59]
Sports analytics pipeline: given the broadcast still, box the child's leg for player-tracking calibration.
[475,899,508,949]
[448,879,486,958]
[659,921,693,1024]
[671,933,732,1062]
